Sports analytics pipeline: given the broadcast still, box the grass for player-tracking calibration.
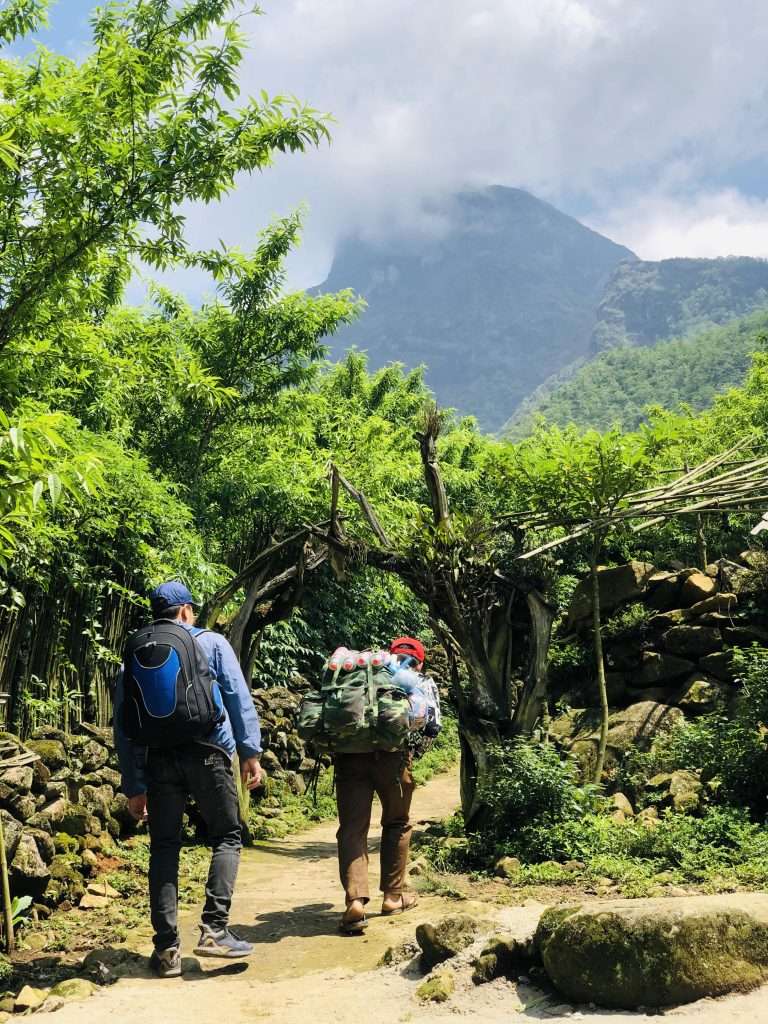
[18,834,213,955]
[419,804,768,900]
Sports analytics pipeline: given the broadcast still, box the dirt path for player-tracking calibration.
[50,770,768,1024]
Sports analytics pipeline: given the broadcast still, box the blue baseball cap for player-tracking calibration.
[150,581,201,616]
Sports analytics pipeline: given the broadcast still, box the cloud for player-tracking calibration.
[589,189,768,261]
[171,1,768,289]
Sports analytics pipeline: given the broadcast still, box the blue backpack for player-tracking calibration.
[121,621,224,747]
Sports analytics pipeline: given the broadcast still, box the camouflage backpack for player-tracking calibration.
[297,649,411,754]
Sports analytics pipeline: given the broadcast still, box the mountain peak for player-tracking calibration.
[317,187,634,430]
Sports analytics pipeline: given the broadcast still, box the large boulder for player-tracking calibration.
[0,810,23,862]
[59,803,93,837]
[662,625,722,659]
[631,651,695,687]
[0,766,33,793]
[647,572,687,612]
[536,893,768,1008]
[724,625,768,646]
[79,741,109,774]
[560,702,684,777]
[677,673,730,714]
[79,785,114,822]
[25,739,68,772]
[699,650,738,683]
[739,549,768,571]
[9,831,50,898]
[680,572,717,606]
[687,593,738,617]
[668,770,704,813]
[567,562,656,629]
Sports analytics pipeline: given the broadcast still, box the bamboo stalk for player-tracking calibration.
[0,813,14,952]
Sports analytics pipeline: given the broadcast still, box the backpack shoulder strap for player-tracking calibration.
[148,620,201,680]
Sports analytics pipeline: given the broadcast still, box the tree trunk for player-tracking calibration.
[457,713,503,827]
[441,590,554,825]
[590,543,609,784]
[511,591,556,736]
[696,514,708,570]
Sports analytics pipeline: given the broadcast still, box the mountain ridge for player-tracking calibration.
[316,186,635,430]
[316,188,768,431]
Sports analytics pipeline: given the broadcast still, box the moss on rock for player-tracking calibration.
[416,971,455,1003]
[416,915,481,971]
[49,979,97,1002]
[536,894,768,1009]
[47,854,86,903]
[472,933,538,984]
[25,740,68,771]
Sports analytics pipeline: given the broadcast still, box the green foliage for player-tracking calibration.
[300,566,430,657]
[509,309,768,435]
[0,0,48,44]
[0,1,332,349]
[250,616,320,688]
[514,424,665,528]
[10,894,32,930]
[601,602,652,641]
[658,646,768,815]
[472,740,594,861]
[505,805,768,897]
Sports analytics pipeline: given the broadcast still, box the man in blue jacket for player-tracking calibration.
[115,581,263,978]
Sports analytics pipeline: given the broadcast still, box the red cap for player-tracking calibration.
[389,636,425,664]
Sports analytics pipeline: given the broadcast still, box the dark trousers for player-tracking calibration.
[146,744,242,951]
[334,751,414,904]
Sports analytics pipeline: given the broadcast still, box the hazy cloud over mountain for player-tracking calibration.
[184,0,768,286]
[30,0,768,289]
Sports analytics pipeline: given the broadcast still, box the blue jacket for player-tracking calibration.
[114,623,262,797]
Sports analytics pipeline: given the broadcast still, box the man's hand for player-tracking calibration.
[241,757,263,791]
[128,794,148,822]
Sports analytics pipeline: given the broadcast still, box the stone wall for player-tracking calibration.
[550,552,768,786]
[0,723,133,912]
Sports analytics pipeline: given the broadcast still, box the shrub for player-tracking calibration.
[659,645,768,815]
[472,739,595,861]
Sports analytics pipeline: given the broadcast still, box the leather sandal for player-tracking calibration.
[339,913,368,935]
[381,893,418,916]
[339,901,369,935]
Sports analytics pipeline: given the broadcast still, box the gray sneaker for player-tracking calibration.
[149,945,182,978]
[194,925,254,958]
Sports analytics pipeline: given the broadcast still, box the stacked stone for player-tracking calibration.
[0,723,134,910]
[251,677,315,794]
[552,551,768,794]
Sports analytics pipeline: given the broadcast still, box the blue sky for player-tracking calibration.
[10,1,768,297]
[20,0,94,56]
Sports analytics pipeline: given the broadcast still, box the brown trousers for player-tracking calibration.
[334,751,414,903]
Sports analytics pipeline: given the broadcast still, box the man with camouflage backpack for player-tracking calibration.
[298,635,440,934]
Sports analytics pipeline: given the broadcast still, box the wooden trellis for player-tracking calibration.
[503,440,768,560]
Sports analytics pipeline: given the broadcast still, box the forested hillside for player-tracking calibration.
[506,309,768,435]
[591,256,768,351]
[316,187,635,430]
